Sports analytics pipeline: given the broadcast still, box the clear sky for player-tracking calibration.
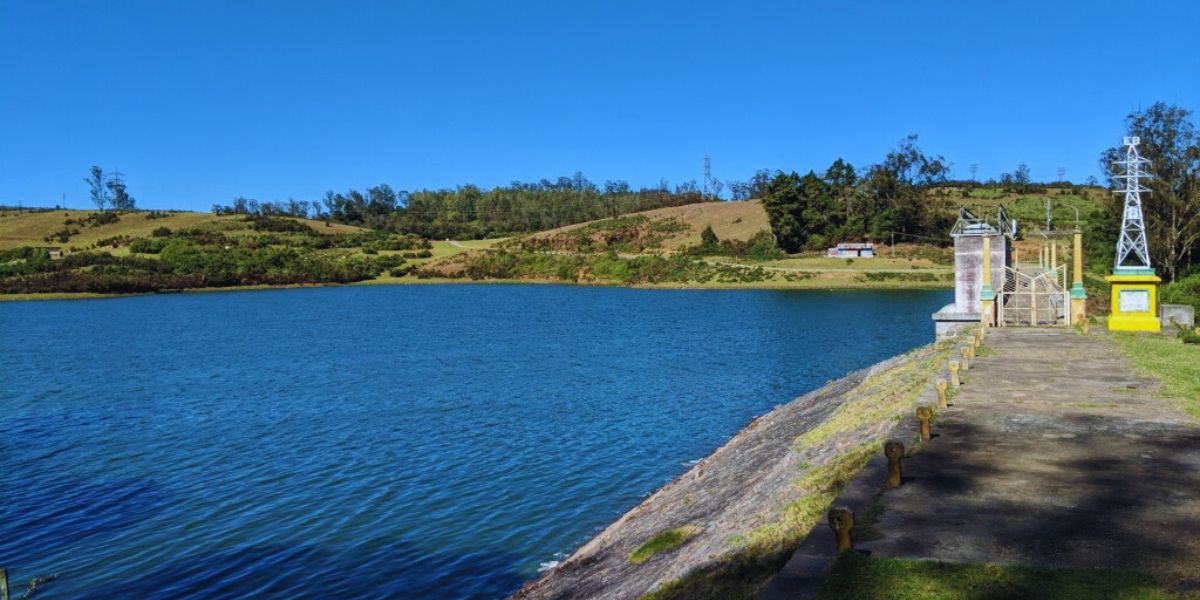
[2,0,1198,210]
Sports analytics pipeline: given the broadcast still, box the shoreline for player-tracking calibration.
[513,335,963,599]
[0,275,952,302]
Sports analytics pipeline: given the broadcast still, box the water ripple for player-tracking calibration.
[0,284,948,598]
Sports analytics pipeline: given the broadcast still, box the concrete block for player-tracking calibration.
[1160,304,1195,333]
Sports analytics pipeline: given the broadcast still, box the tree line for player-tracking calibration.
[759,135,956,253]
[211,174,713,239]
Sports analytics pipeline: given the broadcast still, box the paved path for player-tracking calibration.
[862,328,1200,576]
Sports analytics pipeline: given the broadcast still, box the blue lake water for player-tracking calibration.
[0,284,950,599]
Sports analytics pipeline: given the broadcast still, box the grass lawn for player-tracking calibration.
[1111,332,1200,419]
[816,553,1193,600]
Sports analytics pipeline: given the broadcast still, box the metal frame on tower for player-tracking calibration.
[703,154,712,199]
[1112,136,1152,272]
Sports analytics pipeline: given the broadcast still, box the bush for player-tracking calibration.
[130,238,169,254]
[83,212,120,227]
[151,227,172,237]
[244,215,312,233]
[1162,273,1200,312]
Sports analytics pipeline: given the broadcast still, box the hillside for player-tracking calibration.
[0,209,364,251]
[0,209,452,298]
[529,200,772,251]
[0,186,1121,298]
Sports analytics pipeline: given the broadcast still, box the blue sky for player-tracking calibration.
[2,0,1198,210]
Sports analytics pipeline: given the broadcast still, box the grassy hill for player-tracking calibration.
[0,208,488,299]
[529,200,772,251]
[0,187,1120,297]
[0,209,364,252]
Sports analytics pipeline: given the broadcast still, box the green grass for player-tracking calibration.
[815,553,1192,600]
[1112,333,1200,419]
[796,339,957,449]
[639,445,880,600]
[628,526,697,564]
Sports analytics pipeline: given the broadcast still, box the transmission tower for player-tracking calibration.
[1113,136,1152,272]
[969,164,978,181]
[703,154,712,199]
[1056,166,1066,182]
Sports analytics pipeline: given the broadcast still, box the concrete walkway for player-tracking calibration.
[765,327,1200,598]
[864,327,1200,574]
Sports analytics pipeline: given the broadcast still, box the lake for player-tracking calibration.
[0,284,950,598]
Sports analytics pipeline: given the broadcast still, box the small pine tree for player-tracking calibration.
[701,225,719,247]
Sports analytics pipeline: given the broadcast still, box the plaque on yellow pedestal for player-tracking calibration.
[1105,272,1160,332]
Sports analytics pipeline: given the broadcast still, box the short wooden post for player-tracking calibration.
[828,507,855,554]
[948,360,960,388]
[1082,317,1090,334]
[884,440,905,489]
[935,378,948,409]
[959,347,970,371]
[916,406,933,442]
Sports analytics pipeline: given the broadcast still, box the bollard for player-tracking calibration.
[916,406,933,442]
[884,440,905,489]
[935,378,948,408]
[948,360,960,388]
[959,347,970,372]
[1083,318,1090,334]
[975,328,983,345]
[827,507,855,554]
[968,339,977,360]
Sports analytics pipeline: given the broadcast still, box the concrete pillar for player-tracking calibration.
[1071,229,1087,324]
[980,236,995,327]
[1051,241,1057,272]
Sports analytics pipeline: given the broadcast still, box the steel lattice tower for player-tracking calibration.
[1113,136,1152,272]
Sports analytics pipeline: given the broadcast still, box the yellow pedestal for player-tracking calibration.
[1106,273,1161,332]
[1070,298,1086,325]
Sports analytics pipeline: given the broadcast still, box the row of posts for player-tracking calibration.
[827,326,986,555]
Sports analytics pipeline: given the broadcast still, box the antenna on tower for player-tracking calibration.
[1113,136,1152,272]
[703,154,712,200]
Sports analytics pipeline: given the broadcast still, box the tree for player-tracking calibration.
[106,170,135,210]
[749,169,776,199]
[1101,102,1200,282]
[84,166,108,211]
[761,171,808,253]
[861,135,950,239]
[727,180,751,201]
[1013,164,1032,193]
[700,225,719,247]
[825,158,859,237]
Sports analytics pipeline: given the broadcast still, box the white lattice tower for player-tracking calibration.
[1113,136,1152,272]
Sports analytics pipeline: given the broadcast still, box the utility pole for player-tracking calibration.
[703,154,712,200]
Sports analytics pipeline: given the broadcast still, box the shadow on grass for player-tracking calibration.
[815,552,1192,600]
